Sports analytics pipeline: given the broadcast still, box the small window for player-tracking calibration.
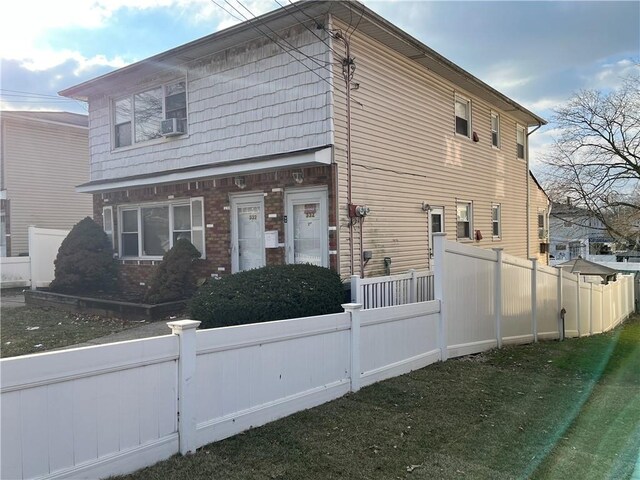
[491,112,500,148]
[492,204,501,238]
[103,206,114,247]
[517,125,526,159]
[121,209,139,256]
[456,201,472,240]
[455,96,471,137]
[114,98,132,148]
[538,212,547,239]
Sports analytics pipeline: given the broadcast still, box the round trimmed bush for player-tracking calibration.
[144,239,202,304]
[50,217,118,294]
[189,264,345,328]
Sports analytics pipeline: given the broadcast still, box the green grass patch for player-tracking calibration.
[1,305,141,358]
[113,316,640,480]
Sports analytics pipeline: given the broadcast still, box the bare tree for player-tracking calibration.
[543,68,640,248]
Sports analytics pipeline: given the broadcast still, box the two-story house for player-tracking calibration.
[60,0,547,291]
[549,200,615,263]
[0,111,92,257]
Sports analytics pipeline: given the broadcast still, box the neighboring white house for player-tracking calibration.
[0,111,92,256]
[549,201,614,263]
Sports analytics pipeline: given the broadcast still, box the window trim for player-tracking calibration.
[456,200,473,241]
[111,79,188,150]
[491,203,501,239]
[117,197,205,260]
[454,94,472,139]
[538,210,548,240]
[516,124,526,160]
[491,111,500,149]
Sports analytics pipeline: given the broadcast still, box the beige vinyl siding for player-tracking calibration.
[331,19,531,278]
[87,24,332,182]
[2,118,92,255]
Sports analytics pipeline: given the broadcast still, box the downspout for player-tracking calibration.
[526,123,543,259]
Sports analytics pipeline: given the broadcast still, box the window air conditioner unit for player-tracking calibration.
[161,118,186,137]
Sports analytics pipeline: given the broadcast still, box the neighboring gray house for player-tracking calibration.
[549,201,614,263]
[0,111,92,256]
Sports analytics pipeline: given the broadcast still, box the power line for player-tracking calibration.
[223,0,335,85]
[0,89,69,100]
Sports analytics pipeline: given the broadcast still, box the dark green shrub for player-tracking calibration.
[190,264,345,328]
[50,217,118,294]
[144,239,202,304]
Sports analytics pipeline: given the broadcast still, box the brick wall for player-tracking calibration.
[93,165,337,293]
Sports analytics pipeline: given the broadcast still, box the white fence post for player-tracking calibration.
[28,226,36,290]
[589,282,594,336]
[343,303,363,393]
[531,258,538,342]
[575,272,581,337]
[433,233,448,361]
[167,319,201,455]
[493,248,503,348]
[409,269,417,304]
[558,269,564,340]
[350,275,361,304]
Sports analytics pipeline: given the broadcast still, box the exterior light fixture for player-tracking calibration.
[234,176,246,189]
[292,171,304,184]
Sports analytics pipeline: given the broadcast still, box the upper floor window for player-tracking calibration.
[113,80,187,148]
[455,95,471,137]
[492,204,501,238]
[538,212,547,239]
[456,201,473,240]
[491,112,500,148]
[516,125,526,159]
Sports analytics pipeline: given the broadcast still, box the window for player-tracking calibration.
[113,80,186,148]
[118,198,204,259]
[491,112,500,148]
[538,212,547,239]
[455,95,471,137]
[516,125,526,159]
[103,206,114,247]
[456,201,472,240]
[492,204,501,238]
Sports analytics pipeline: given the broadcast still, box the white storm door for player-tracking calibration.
[285,188,328,267]
[428,207,444,257]
[231,194,265,273]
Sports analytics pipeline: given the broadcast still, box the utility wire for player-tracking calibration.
[275,0,342,57]
[209,0,244,23]
[229,0,331,72]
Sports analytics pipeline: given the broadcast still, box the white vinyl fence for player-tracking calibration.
[0,227,68,289]
[351,269,434,309]
[1,235,634,480]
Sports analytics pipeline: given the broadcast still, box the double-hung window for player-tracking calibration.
[516,125,526,159]
[118,198,205,259]
[456,201,473,240]
[538,212,547,240]
[492,204,501,238]
[455,95,471,137]
[113,80,187,148]
[491,112,500,148]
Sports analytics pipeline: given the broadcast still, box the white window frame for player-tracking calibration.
[117,197,205,260]
[456,200,473,241]
[103,206,114,248]
[492,203,501,239]
[491,112,500,149]
[538,210,548,240]
[454,94,472,138]
[112,79,187,149]
[516,124,526,160]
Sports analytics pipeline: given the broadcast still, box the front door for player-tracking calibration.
[231,194,265,273]
[285,188,328,267]
[428,207,444,258]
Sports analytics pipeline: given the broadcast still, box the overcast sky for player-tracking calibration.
[1,0,638,173]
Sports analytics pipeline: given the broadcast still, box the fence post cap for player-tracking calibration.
[342,303,363,312]
[167,319,201,333]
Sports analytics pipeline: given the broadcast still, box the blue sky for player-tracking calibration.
[1,0,638,171]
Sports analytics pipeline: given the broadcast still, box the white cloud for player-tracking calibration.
[587,58,639,90]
